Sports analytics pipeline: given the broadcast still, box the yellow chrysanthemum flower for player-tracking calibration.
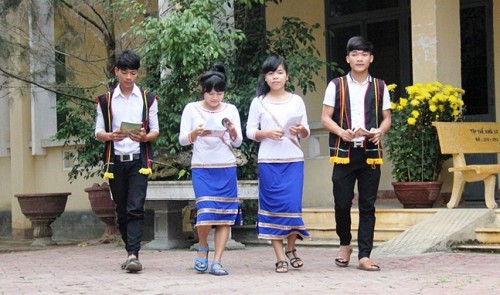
[387,84,397,91]
[387,81,466,183]
[406,85,418,95]
[449,96,458,104]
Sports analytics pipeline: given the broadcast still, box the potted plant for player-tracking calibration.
[386,82,466,208]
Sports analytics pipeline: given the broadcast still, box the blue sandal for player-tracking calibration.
[194,247,209,272]
[209,261,228,276]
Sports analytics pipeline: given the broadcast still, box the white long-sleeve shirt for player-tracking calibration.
[246,94,310,162]
[179,101,242,167]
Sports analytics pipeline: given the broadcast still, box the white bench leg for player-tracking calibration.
[143,200,192,250]
[447,173,466,209]
[483,175,498,209]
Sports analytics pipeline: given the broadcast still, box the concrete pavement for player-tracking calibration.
[1,240,499,294]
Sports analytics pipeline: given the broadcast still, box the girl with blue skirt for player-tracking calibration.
[179,65,243,276]
[246,56,311,273]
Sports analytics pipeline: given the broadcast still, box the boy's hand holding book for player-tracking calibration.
[352,127,378,138]
[120,121,143,134]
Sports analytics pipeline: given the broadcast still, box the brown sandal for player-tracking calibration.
[335,246,353,267]
[275,260,289,273]
[285,248,303,268]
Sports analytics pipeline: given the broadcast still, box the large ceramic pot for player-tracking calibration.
[392,181,443,208]
[15,192,71,246]
[84,183,117,238]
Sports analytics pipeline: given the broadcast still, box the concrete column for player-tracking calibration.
[411,0,461,86]
[7,2,36,239]
[0,75,9,157]
[29,0,57,155]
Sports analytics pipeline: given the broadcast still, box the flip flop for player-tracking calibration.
[357,258,381,271]
[335,247,353,267]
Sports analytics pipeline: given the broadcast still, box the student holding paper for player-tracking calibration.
[179,64,243,276]
[246,56,311,273]
[321,36,391,271]
[95,49,159,273]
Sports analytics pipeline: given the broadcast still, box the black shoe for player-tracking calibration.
[124,258,143,273]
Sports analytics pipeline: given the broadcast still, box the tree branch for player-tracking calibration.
[58,0,107,38]
[0,66,95,103]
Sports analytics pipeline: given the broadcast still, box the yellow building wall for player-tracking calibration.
[266,0,335,207]
[266,0,326,122]
[0,158,11,210]
[33,148,98,210]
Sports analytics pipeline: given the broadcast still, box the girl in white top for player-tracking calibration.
[246,56,311,274]
[179,65,242,276]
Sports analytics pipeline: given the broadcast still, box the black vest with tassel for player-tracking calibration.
[328,76,385,165]
[97,89,157,179]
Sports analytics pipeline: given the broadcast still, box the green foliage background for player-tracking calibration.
[50,0,341,181]
[133,0,340,180]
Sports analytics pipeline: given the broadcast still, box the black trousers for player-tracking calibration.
[332,148,381,259]
[109,159,148,258]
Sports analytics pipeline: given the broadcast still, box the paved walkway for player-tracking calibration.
[1,240,499,295]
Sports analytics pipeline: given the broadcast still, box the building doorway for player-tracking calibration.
[324,0,412,98]
[460,0,496,204]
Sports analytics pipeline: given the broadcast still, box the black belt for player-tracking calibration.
[350,141,365,148]
[115,153,140,162]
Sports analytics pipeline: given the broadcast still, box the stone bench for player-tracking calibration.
[432,122,500,209]
[144,180,258,250]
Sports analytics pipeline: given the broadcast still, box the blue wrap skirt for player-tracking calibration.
[192,167,242,227]
[257,162,311,240]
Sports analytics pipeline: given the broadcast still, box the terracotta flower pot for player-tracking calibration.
[84,183,117,238]
[15,192,71,246]
[392,181,443,208]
